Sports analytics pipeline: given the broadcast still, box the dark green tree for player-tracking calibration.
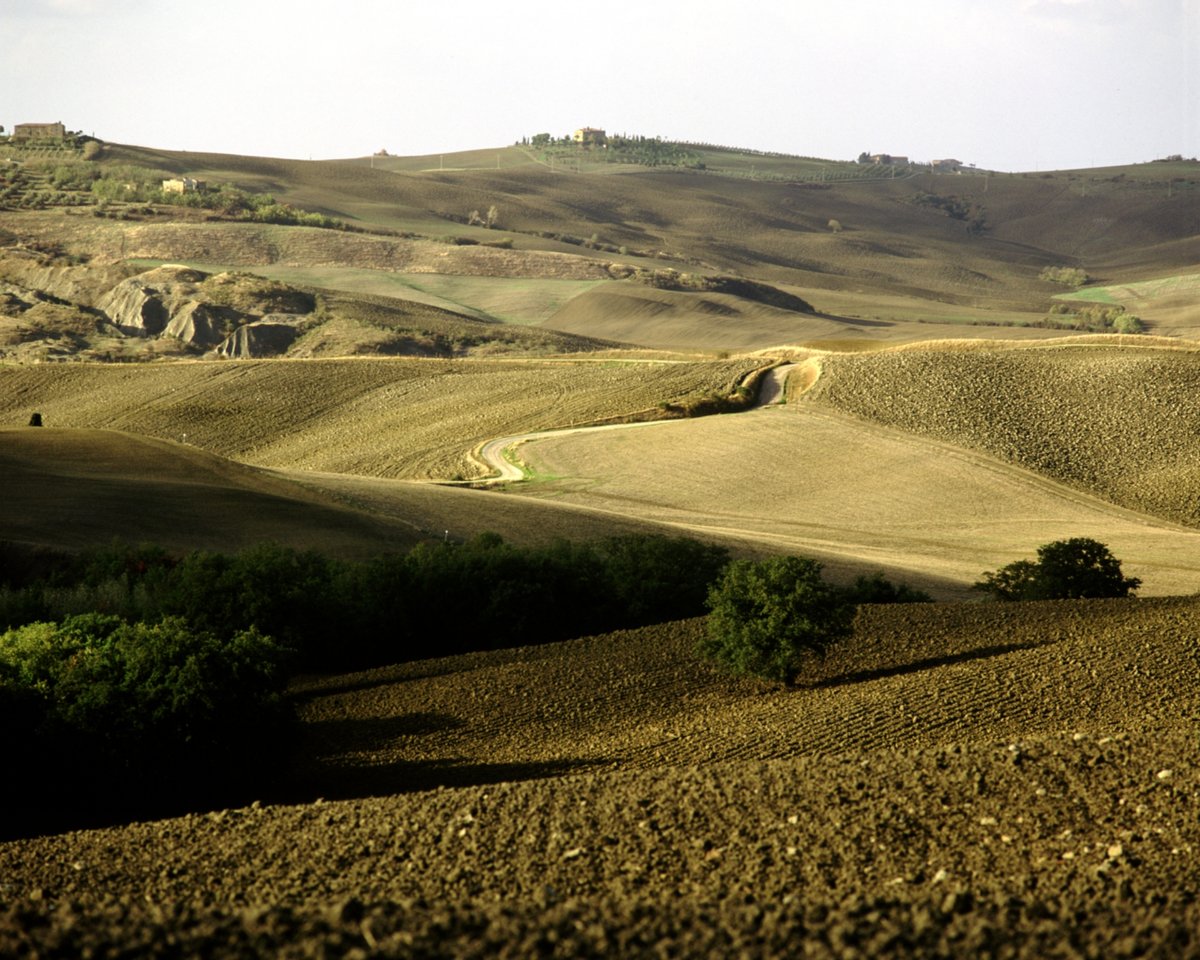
[974,538,1140,601]
[700,556,854,684]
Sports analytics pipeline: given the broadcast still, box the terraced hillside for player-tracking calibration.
[3,599,1197,956]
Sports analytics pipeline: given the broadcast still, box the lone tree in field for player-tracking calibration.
[974,537,1140,601]
[700,556,854,685]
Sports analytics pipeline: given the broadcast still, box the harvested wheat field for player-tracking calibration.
[0,428,422,558]
[0,356,762,480]
[807,339,1200,526]
[2,599,1198,956]
[511,393,1200,598]
[0,428,686,559]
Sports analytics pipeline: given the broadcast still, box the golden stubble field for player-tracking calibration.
[807,340,1200,525]
[0,356,763,481]
[6,341,1200,595]
[511,341,1200,597]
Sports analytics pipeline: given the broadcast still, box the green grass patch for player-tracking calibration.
[1053,273,1200,306]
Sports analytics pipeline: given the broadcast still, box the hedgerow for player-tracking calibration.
[0,613,291,833]
[0,534,733,671]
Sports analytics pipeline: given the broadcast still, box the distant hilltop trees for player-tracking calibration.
[858,152,969,171]
[523,131,704,169]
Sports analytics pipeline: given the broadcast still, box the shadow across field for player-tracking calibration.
[292,757,603,803]
[302,712,466,757]
[807,640,1046,690]
[814,311,894,328]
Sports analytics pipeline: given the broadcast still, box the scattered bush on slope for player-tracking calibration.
[974,537,1141,601]
[701,556,855,684]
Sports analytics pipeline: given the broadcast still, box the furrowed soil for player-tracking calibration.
[3,146,1199,956]
[2,600,1198,957]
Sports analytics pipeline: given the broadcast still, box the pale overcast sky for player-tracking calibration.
[2,0,1196,171]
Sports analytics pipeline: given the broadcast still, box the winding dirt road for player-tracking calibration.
[475,364,795,481]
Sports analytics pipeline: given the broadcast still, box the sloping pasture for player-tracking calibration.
[0,356,764,480]
[511,400,1200,597]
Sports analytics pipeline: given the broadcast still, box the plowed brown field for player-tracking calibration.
[3,600,1197,957]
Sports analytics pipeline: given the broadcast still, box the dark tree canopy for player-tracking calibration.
[974,537,1140,601]
[700,556,855,684]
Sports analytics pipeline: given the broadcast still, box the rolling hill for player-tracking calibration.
[2,138,1196,356]
[1,136,1198,957]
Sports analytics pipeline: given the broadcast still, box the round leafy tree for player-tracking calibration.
[974,537,1140,601]
[701,556,855,684]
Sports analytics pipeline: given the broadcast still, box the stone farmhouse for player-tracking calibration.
[573,127,607,146]
[162,177,207,194]
[12,121,66,141]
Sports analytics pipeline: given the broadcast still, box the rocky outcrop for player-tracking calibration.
[96,281,170,334]
[215,318,305,358]
[96,265,313,354]
[162,301,241,346]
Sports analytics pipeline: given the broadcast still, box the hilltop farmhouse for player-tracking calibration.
[12,121,66,141]
[932,158,964,172]
[573,127,607,146]
[162,177,207,194]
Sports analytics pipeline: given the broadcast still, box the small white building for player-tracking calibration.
[162,177,207,194]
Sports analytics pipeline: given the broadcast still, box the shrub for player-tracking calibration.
[597,535,729,625]
[0,535,734,673]
[0,614,291,831]
[1040,265,1090,287]
[701,556,855,684]
[842,572,933,604]
[974,537,1140,600]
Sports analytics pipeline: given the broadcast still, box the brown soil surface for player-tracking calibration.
[2,600,1197,956]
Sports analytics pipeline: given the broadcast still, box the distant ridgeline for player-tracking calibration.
[519,131,963,182]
